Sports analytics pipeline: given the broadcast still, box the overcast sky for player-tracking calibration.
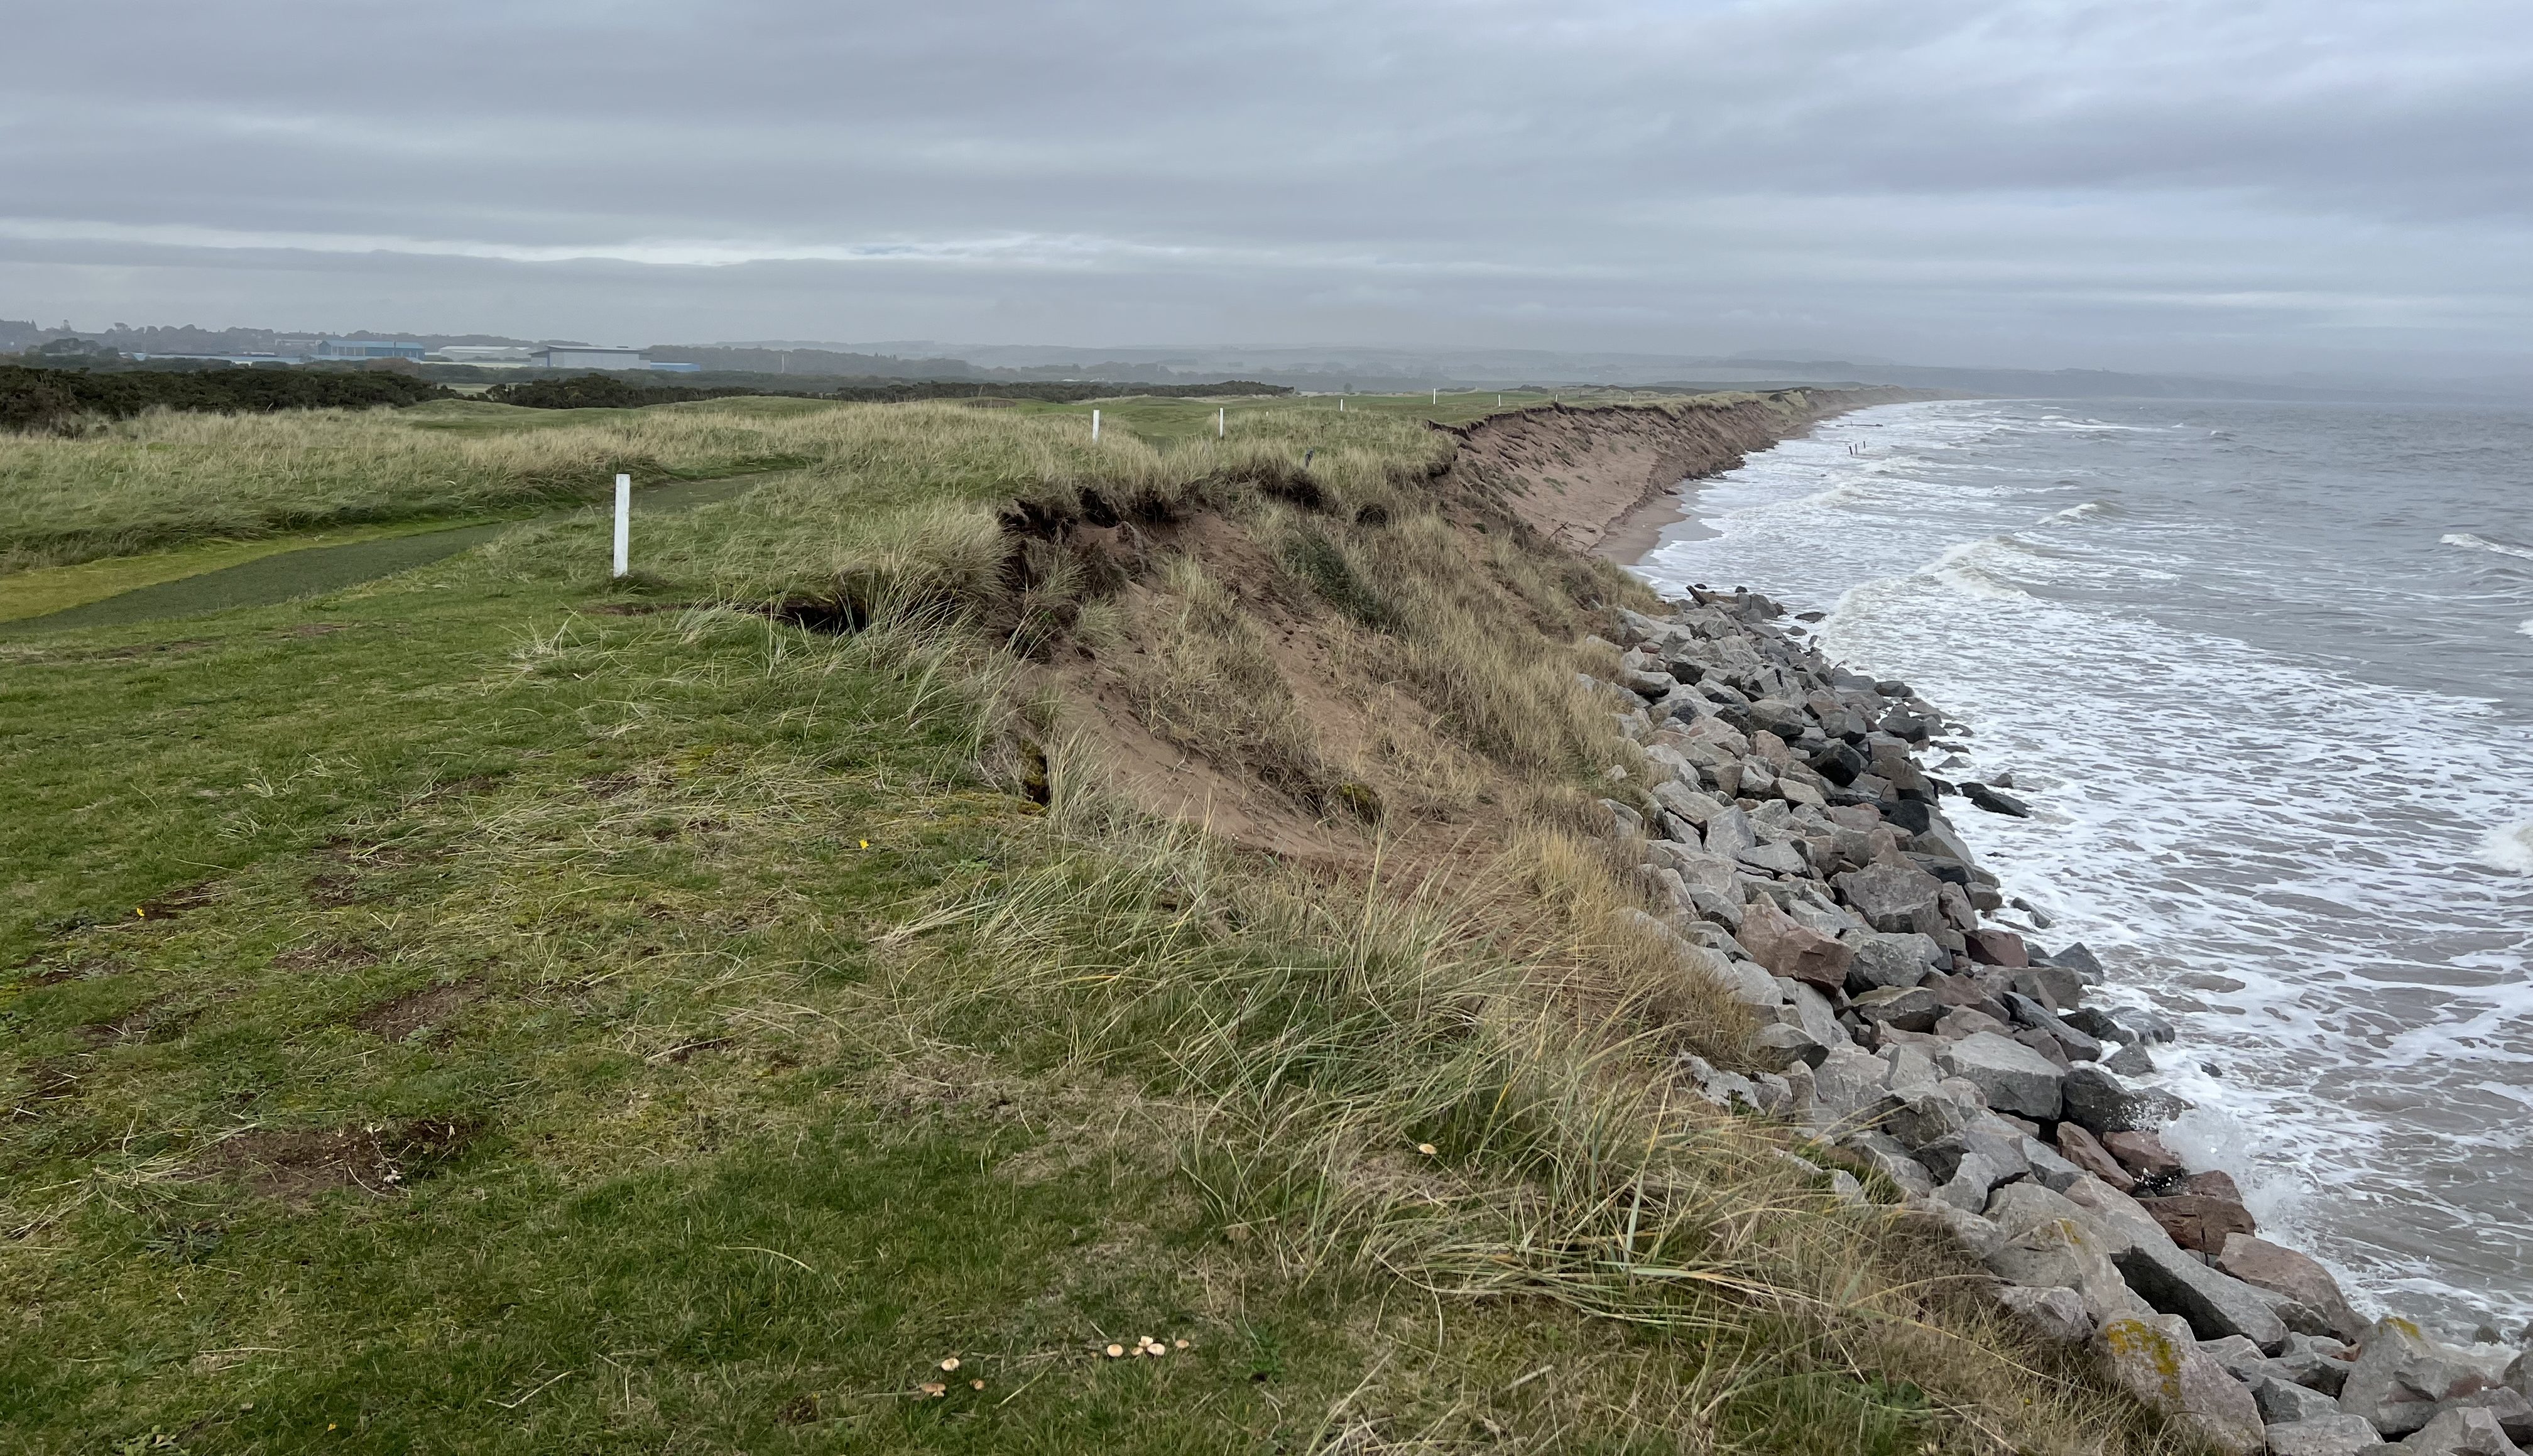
[6,1,2529,377]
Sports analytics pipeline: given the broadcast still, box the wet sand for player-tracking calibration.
[1596,477,1721,563]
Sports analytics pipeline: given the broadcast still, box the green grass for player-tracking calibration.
[0,536,1402,1452]
[0,403,2182,1455]
[0,397,837,574]
[0,388,1661,577]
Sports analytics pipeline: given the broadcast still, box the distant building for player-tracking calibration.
[128,352,301,366]
[535,345,645,369]
[532,345,699,372]
[430,345,538,364]
[313,339,427,361]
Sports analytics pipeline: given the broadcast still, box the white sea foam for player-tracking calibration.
[2444,531,2533,562]
[1633,396,2533,1334]
[2480,821,2533,875]
[1926,538,2035,601]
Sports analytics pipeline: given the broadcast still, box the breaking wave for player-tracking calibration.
[2444,531,2533,562]
[2482,821,2533,876]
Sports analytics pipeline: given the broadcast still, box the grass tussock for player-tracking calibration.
[879,769,2178,1455]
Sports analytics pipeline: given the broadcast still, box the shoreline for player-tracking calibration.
[1596,477,1719,563]
[1439,387,1921,555]
[1581,458,2533,1449]
[1580,589,2533,1452]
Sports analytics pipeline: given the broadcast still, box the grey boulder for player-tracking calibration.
[1995,1284,2093,1343]
[1983,1210,2143,1326]
[1849,984,1945,1034]
[1937,1031,2067,1120]
[1914,1199,2007,1261]
[2102,1041,2158,1077]
[2277,1332,2355,1395]
[2265,1415,2390,1455]
[1806,1048,1892,1135]
[1737,840,1809,876]
[2396,1408,2524,1455]
[2020,1136,2086,1192]
[1842,930,1939,992]
[2094,1312,2267,1455]
[1702,806,1758,856]
[2061,1062,2191,1135]
[2260,1374,2356,1424]
[1831,862,1947,935]
[2113,1234,2290,1352]
[1932,1153,2011,1213]
[1919,1122,2032,1186]
[1875,1087,1973,1149]
[2005,992,2103,1062]
[1717,956,1783,1008]
[2342,1318,2507,1438]
[1650,779,1727,823]
[1838,1129,1935,1199]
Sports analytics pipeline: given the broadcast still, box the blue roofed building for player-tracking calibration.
[313,339,427,360]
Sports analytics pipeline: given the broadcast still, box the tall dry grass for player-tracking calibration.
[873,765,2182,1454]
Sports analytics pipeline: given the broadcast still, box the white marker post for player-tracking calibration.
[1216,406,1225,438]
[611,472,630,577]
[1091,408,1101,442]
[1339,398,1346,413]
[1430,389,1438,404]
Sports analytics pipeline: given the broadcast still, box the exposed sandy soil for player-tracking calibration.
[1035,391,1917,866]
[1439,391,1920,562]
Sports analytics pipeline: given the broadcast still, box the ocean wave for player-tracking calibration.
[2040,500,2113,524]
[1637,395,2533,1333]
[1928,538,2038,600]
[2480,820,2533,875]
[2443,531,2533,562]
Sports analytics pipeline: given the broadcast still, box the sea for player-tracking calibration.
[1630,396,2533,1340]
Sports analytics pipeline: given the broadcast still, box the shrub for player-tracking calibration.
[0,364,445,434]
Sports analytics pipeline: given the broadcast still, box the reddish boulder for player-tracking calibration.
[2137,1194,2257,1253]
[2184,1170,2243,1202]
[1736,896,1854,991]
[2102,1129,2184,1180]
[2055,1124,2137,1193]
[2214,1234,2365,1341]
[1966,928,2030,967]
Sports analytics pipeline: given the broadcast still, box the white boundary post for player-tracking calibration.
[611,472,630,577]
[1217,406,1225,438]
[1091,408,1101,442]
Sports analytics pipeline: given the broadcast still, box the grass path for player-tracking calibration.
[0,472,779,636]
[0,521,499,625]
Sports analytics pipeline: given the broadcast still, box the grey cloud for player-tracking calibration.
[3,0,2529,375]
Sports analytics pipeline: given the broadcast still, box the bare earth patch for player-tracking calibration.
[350,980,476,1041]
[197,1117,479,1203]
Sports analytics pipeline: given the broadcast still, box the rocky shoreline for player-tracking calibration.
[1584,590,2533,1456]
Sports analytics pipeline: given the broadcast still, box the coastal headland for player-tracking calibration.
[4,387,2524,1452]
